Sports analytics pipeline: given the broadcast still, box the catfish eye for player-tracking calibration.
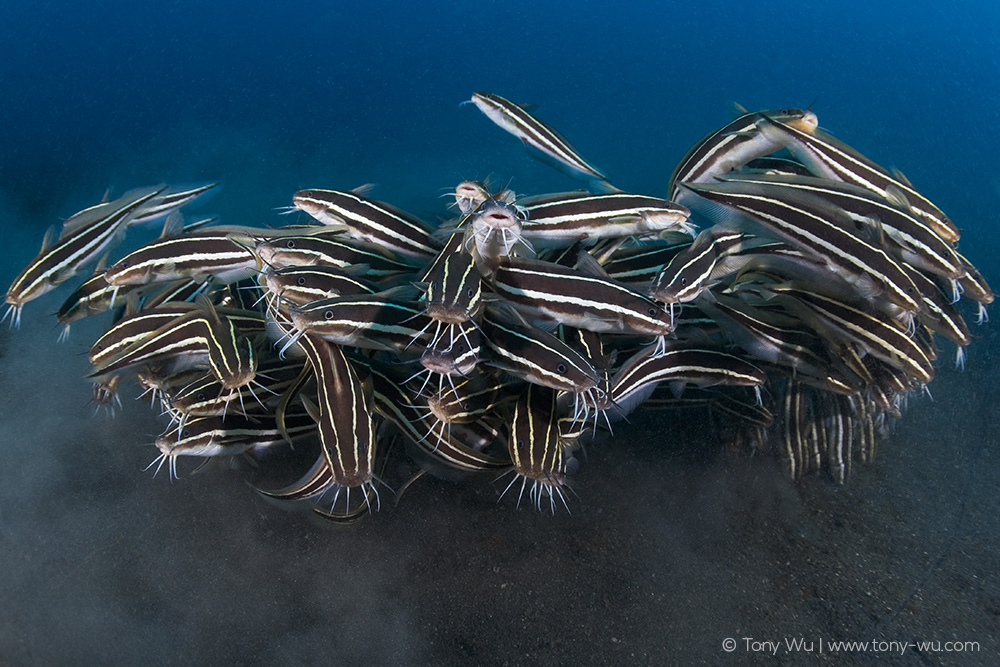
[297,276,307,286]
[323,310,334,320]
[285,240,296,248]
[456,344,467,354]
[679,277,688,286]
[557,363,568,374]
[196,392,206,401]
[467,288,475,298]
[648,307,659,317]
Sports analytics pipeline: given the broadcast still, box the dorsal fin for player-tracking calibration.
[891,167,915,189]
[299,393,321,423]
[351,183,376,197]
[728,101,750,117]
[158,210,185,239]
[883,184,914,212]
[574,249,612,279]
[40,225,58,251]
[194,294,224,328]
[123,291,143,317]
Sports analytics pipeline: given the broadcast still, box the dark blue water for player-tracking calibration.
[1,2,998,664]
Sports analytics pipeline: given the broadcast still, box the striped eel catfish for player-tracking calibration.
[594,239,692,285]
[165,356,307,423]
[464,197,534,274]
[292,187,439,259]
[103,226,261,288]
[451,180,492,215]
[500,383,572,513]
[88,301,259,393]
[899,264,971,368]
[149,410,317,481]
[286,295,431,355]
[950,251,994,324]
[610,344,767,410]
[480,307,601,420]
[714,172,964,286]
[679,180,923,316]
[4,185,165,327]
[667,106,818,201]
[491,256,675,341]
[422,372,512,441]
[89,302,264,367]
[518,191,694,247]
[253,228,417,278]
[695,291,861,395]
[755,114,960,244]
[126,182,220,228]
[764,282,935,385]
[468,91,609,185]
[255,332,379,514]
[259,265,378,311]
[648,228,745,317]
[417,320,482,389]
[422,250,485,325]
[413,249,487,357]
[349,354,511,474]
[56,263,144,341]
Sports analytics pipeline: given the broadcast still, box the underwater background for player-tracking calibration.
[0,1,997,664]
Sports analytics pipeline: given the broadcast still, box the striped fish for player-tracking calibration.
[353,355,511,473]
[89,302,264,367]
[128,182,220,228]
[649,228,744,309]
[611,344,766,408]
[468,91,609,185]
[755,114,960,243]
[260,265,377,310]
[668,107,818,201]
[481,307,601,400]
[103,227,260,287]
[766,282,935,384]
[254,229,416,278]
[464,197,533,274]
[501,384,571,513]
[4,185,164,327]
[150,410,316,480]
[419,320,482,378]
[681,180,923,315]
[451,180,492,215]
[715,172,964,284]
[492,257,675,338]
[292,187,438,259]
[697,292,860,395]
[423,250,485,324]
[595,240,691,285]
[519,191,693,246]
[287,295,431,354]
[89,302,258,391]
[297,333,377,492]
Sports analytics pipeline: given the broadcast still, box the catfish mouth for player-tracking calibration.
[420,351,459,376]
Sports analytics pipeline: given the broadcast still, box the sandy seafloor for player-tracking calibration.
[0,206,997,667]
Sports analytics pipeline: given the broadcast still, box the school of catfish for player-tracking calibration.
[4,92,990,521]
